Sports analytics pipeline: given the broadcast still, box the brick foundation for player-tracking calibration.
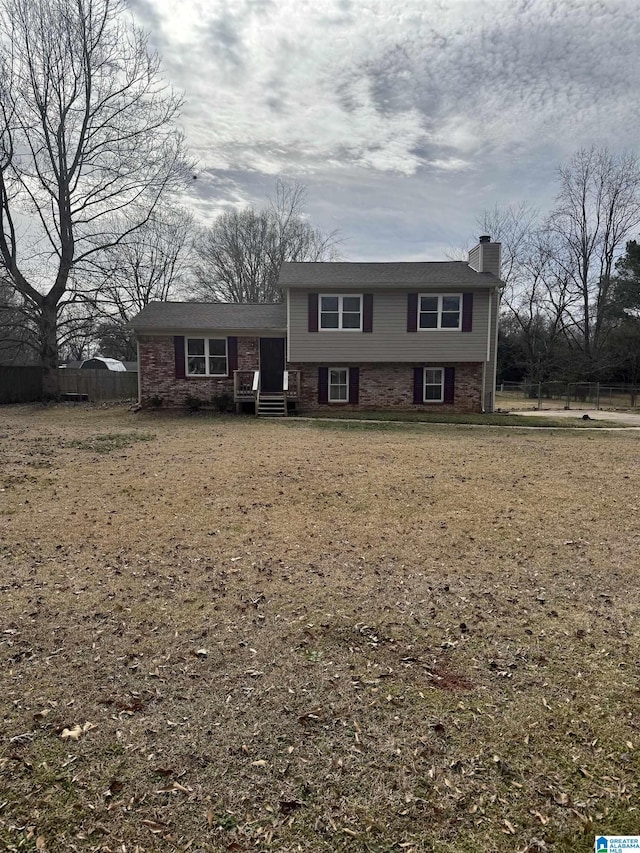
[138,336,484,413]
[138,335,260,408]
[287,362,484,413]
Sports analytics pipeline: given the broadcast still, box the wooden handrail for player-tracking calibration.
[234,369,299,407]
[282,371,288,417]
[233,370,259,402]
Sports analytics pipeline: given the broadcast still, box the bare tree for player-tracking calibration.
[510,231,577,381]
[479,155,640,382]
[478,203,565,380]
[0,0,191,395]
[479,203,538,290]
[81,204,196,359]
[0,278,38,362]
[546,148,640,376]
[57,301,100,361]
[194,180,340,303]
[93,206,195,320]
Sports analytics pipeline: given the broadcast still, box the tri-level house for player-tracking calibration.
[130,236,502,415]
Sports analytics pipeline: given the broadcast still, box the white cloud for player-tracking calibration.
[135,0,640,257]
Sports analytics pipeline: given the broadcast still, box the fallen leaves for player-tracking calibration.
[103,779,124,798]
[8,731,34,745]
[155,780,192,794]
[60,726,82,741]
[32,709,50,722]
[141,818,169,834]
[298,707,323,725]
[279,799,303,815]
[2,408,640,853]
[530,809,549,825]
[60,721,97,741]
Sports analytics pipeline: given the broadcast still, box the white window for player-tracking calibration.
[186,338,227,376]
[419,294,461,330]
[320,295,362,330]
[329,368,349,402]
[424,367,444,402]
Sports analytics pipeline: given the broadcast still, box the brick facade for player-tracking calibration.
[139,334,484,413]
[237,336,259,371]
[138,334,260,408]
[287,362,484,413]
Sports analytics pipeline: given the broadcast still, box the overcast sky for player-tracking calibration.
[130,0,640,261]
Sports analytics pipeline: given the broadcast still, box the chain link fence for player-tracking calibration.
[496,381,640,411]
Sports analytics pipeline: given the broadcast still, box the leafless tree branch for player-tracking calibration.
[0,0,192,393]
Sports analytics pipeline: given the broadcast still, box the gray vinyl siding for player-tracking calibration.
[468,245,480,272]
[288,289,493,362]
[481,244,501,278]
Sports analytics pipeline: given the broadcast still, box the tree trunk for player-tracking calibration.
[39,302,60,398]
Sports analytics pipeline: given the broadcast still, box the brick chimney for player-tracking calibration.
[468,235,501,278]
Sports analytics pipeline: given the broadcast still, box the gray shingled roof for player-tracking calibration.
[129,302,287,331]
[278,261,501,289]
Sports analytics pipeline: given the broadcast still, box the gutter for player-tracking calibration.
[481,288,493,413]
[136,337,141,405]
[482,283,503,413]
[491,285,502,413]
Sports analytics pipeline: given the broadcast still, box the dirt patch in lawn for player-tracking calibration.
[0,404,639,852]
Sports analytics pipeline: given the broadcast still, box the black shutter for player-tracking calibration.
[308,293,319,332]
[444,367,455,404]
[362,294,373,333]
[174,336,185,378]
[413,367,423,404]
[461,293,473,332]
[349,367,359,404]
[407,293,418,332]
[318,367,329,404]
[227,336,238,376]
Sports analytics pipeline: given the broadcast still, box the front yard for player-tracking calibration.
[0,405,638,852]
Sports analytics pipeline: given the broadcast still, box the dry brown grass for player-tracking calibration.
[1,404,639,853]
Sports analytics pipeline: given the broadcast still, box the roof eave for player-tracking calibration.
[280,276,503,291]
[130,325,288,334]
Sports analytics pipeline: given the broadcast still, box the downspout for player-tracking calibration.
[491,286,500,412]
[481,363,487,414]
[286,288,290,364]
[482,288,492,413]
[136,336,141,405]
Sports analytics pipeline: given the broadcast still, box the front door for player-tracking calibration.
[259,338,285,393]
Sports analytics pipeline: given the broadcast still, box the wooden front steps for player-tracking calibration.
[257,393,286,417]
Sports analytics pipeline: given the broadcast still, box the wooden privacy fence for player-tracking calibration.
[0,366,138,403]
[0,365,44,403]
[59,369,138,401]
